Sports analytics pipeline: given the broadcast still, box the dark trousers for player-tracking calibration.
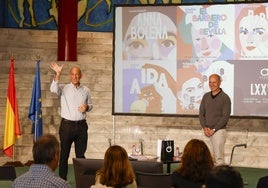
[59,118,88,180]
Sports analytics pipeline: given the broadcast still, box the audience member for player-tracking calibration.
[205,165,244,188]
[91,145,137,188]
[172,139,214,188]
[12,134,71,188]
[257,175,268,188]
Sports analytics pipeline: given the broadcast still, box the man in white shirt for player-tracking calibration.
[50,62,93,180]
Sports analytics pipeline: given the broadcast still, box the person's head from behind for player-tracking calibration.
[206,165,244,188]
[178,139,214,182]
[33,134,60,171]
[181,139,213,167]
[98,145,135,187]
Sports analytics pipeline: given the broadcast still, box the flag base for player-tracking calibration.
[24,160,34,166]
[3,161,24,167]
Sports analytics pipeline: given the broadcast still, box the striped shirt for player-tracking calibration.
[12,164,71,188]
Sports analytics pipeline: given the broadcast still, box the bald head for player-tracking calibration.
[70,66,81,74]
[209,74,221,94]
[69,66,82,87]
[209,74,221,82]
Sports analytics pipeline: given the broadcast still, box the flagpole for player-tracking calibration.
[10,55,15,164]
[29,54,42,142]
[35,111,38,142]
[37,54,40,143]
[11,53,15,162]
[35,54,40,142]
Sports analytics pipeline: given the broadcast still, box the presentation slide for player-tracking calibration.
[113,3,268,118]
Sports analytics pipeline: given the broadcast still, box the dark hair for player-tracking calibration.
[32,134,59,164]
[205,165,244,188]
[176,139,214,183]
[97,145,135,187]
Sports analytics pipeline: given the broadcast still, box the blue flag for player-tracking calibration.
[28,60,42,141]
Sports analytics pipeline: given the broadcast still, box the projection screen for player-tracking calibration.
[113,3,268,118]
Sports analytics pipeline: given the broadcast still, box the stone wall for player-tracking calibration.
[0,28,267,168]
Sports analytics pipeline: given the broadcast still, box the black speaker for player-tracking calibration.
[161,140,174,161]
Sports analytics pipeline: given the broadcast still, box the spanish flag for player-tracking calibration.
[3,58,21,157]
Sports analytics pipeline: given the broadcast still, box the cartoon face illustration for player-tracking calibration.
[179,77,204,110]
[239,8,268,57]
[123,12,177,60]
[191,27,223,62]
[179,5,234,71]
[190,20,224,73]
[137,85,162,113]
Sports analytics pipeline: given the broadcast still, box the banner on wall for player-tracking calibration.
[0,0,222,31]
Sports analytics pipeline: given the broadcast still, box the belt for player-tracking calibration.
[62,118,86,124]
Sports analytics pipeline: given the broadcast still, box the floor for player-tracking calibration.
[1,164,268,188]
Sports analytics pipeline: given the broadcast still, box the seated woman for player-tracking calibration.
[91,145,137,188]
[172,139,214,188]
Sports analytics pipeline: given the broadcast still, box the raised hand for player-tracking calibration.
[50,62,63,75]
